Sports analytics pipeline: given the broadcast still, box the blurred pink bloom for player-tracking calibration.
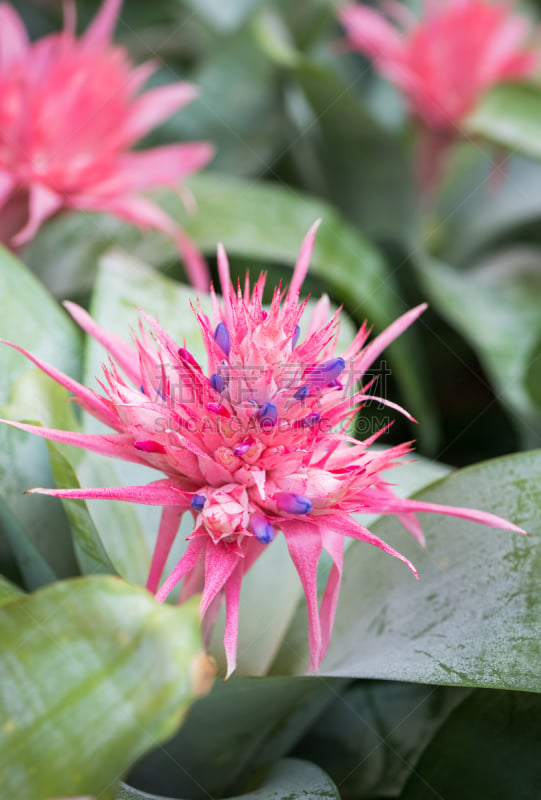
[0,0,214,288]
[339,0,540,191]
[1,223,524,676]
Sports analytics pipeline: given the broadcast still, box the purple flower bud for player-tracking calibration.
[257,401,278,428]
[191,494,206,511]
[291,324,301,349]
[210,373,225,393]
[214,322,231,356]
[134,440,166,454]
[293,384,309,401]
[305,357,346,387]
[302,412,321,427]
[275,492,313,514]
[250,512,275,544]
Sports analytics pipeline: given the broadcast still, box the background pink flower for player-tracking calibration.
[339,0,540,192]
[0,0,214,288]
[0,224,524,676]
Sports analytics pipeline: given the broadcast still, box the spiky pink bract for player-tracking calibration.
[0,0,214,288]
[339,0,540,193]
[1,223,524,676]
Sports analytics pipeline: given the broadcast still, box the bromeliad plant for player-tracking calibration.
[0,225,523,677]
[339,0,541,192]
[4,0,541,798]
[0,0,213,287]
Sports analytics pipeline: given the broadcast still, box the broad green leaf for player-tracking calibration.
[294,681,468,800]
[415,251,541,446]
[0,576,204,800]
[356,450,451,530]
[464,83,541,162]
[432,151,541,266]
[400,689,541,800]
[0,495,56,589]
[119,758,339,800]
[73,454,153,585]
[124,678,345,799]
[47,442,116,576]
[272,449,541,692]
[0,574,24,606]
[0,247,81,585]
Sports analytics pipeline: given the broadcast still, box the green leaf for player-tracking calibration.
[295,681,469,800]
[119,758,339,800]
[400,689,541,800]
[355,450,451,530]
[414,251,541,446]
[431,150,541,266]
[0,576,204,800]
[0,246,82,585]
[128,677,342,797]
[0,495,57,589]
[0,367,116,577]
[272,449,541,692]
[0,574,24,606]
[47,442,117,576]
[464,83,541,162]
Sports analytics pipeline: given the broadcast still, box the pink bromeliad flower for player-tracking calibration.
[0,0,214,288]
[339,0,540,192]
[0,224,523,676]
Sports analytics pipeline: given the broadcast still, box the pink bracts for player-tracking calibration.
[339,0,540,192]
[0,0,214,288]
[0,223,524,676]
